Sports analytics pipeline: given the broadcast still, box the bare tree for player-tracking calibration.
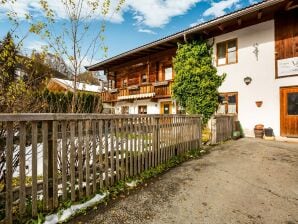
[28,0,125,112]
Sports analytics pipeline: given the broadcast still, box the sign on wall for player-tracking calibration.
[277,57,298,77]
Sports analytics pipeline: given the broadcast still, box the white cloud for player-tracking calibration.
[0,0,124,23]
[126,0,201,28]
[203,0,240,17]
[190,18,205,27]
[138,28,156,35]
[249,0,259,5]
[0,0,202,28]
[26,40,48,52]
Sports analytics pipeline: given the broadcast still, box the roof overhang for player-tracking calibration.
[86,0,289,71]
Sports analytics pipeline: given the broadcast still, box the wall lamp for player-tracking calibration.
[244,76,252,85]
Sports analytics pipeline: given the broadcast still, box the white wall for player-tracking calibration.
[114,98,176,115]
[214,20,298,137]
[114,99,159,114]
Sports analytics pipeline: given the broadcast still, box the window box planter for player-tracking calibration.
[152,81,169,87]
[109,88,118,93]
[127,85,139,90]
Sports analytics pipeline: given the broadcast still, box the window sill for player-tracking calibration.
[216,62,238,67]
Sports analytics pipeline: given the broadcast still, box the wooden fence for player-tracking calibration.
[211,115,236,144]
[0,114,202,223]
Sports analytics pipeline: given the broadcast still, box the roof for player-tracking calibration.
[48,78,106,93]
[86,0,287,71]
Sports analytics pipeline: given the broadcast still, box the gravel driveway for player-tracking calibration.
[69,138,298,224]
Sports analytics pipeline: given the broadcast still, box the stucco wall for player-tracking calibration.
[114,98,176,115]
[214,20,298,137]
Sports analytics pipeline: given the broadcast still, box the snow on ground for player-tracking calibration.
[44,193,107,224]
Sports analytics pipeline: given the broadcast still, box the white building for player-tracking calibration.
[87,0,298,138]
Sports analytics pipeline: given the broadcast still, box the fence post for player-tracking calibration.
[211,117,217,145]
[198,117,202,149]
[156,117,160,166]
[5,121,13,224]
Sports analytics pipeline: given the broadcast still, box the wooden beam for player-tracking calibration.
[285,0,298,10]
[218,24,224,31]
[202,30,209,35]
[257,10,262,20]
[183,33,187,42]
[237,18,242,26]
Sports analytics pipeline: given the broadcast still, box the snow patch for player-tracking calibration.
[44,193,107,224]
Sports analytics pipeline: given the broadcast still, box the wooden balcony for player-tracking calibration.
[100,81,172,103]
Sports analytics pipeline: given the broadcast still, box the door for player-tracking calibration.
[160,101,172,114]
[280,87,298,137]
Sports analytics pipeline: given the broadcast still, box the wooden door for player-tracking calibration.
[280,86,298,137]
[160,101,172,114]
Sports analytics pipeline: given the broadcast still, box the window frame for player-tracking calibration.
[216,38,238,66]
[138,105,147,114]
[122,78,127,88]
[164,66,173,81]
[121,106,129,114]
[217,92,238,114]
[141,73,147,84]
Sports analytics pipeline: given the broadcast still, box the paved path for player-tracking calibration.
[70,138,298,224]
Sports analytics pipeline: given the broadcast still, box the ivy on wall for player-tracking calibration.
[172,40,226,124]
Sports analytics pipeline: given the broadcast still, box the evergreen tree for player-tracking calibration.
[0,32,18,89]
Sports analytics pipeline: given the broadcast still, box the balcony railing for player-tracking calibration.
[100,81,172,103]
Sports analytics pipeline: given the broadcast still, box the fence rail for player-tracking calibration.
[0,114,202,223]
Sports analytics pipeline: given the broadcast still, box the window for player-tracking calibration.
[121,106,129,114]
[122,78,127,88]
[141,74,147,83]
[163,103,170,114]
[217,92,238,114]
[216,39,237,66]
[138,105,147,114]
[165,67,173,81]
[108,80,115,89]
[288,93,298,115]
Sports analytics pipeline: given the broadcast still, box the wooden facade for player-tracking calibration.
[275,8,298,78]
[100,48,177,103]
[88,0,298,136]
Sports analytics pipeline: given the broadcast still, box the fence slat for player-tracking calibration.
[104,120,109,186]
[85,120,91,197]
[52,121,58,209]
[61,121,68,200]
[129,118,133,177]
[110,119,115,185]
[31,122,38,217]
[133,117,137,176]
[98,120,103,189]
[5,122,13,224]
[92,120,97,194]
[19,122,26,216]
[137,117,141,174]
[42,121,49,211]
[115,119,120,182]
[78,121,83,199]
[70,121,76,202]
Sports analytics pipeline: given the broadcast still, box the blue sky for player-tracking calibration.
[0,0,259,69]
